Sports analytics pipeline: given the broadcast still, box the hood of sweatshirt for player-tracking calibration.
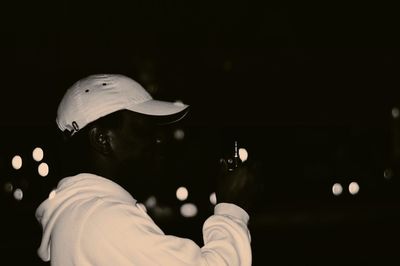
[35,173,137,261]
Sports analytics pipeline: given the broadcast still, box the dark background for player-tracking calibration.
[1,1,400,265]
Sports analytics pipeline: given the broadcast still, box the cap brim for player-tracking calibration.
[125,99,189,124]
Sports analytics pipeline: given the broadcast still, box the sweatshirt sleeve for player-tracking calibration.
[79,200,251,266]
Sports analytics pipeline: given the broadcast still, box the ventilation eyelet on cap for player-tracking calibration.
[72,121,79,131]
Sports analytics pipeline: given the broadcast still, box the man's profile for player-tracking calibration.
[35,74,253,265]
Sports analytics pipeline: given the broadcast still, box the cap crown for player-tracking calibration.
[56,74,153,134]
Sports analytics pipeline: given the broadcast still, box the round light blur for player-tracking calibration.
[13,188,23,201]
[392,107,400,118]
[38,162,49,177]
[145,196,157,208]
[173,129,185,140]
[176,186,189,201]
[4,182,13,193]
[11,155,22,170]
[332,183,343,196]
[180,203,198,218]
[384,168,393,180]
[239,148,248,162]
[33,147,44,162]
[209,192,217,205]
[349,182,360,195]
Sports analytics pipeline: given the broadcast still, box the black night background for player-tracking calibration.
[1,2,399,265]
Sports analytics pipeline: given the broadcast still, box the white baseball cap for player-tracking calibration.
[56,74,189,135]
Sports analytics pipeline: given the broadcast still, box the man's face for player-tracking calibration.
[111,111,168,188]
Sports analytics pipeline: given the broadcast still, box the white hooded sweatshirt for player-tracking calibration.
[35,173,252,265]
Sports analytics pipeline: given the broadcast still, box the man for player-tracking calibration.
[35,74,254,265]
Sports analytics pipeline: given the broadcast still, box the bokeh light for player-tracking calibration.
[349,182,360,195]
[11,155,22,170]
[145,196,157,208]
[332,183,343,196]
[176,186,189,201]
[209,192,217,205]
[173,129,185,140]
[13,188,23,201]
[32,147,44,162]
[4,182,13,193]
[239,148,248,162]
[180,203,198,218]
[38,162,49,177]
[392,107,399,118]
[384,168,393,180]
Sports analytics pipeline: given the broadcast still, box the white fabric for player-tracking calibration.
[35,173,252,266]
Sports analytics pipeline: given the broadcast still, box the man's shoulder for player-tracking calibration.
[83,199,147,227]
[80,199,160,244]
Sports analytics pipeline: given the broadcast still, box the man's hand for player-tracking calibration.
[216,158,258,212]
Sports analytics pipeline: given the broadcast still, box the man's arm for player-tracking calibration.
[202,203,251,265]
[79,200,251,266]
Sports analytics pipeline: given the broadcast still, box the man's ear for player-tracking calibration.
[88,126,113,155]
